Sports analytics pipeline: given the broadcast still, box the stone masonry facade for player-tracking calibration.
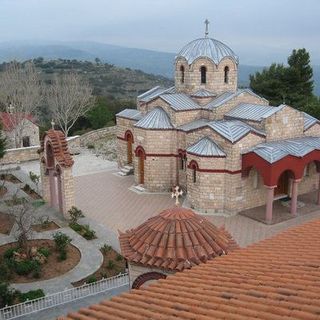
[116,34,320,215]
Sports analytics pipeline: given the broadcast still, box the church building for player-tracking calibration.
[116,22,320,222]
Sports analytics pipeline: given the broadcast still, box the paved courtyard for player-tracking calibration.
[75,169,320,248]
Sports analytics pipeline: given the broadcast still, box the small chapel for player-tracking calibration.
[116,21,320,222]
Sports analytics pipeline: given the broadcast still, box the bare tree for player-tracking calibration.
[46,71,94,137]
[9,201,35,256]
[0,61,42,148]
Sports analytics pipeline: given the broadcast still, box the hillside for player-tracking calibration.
[0,41,319,96]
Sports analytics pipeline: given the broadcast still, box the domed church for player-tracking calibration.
[116,21,320,222]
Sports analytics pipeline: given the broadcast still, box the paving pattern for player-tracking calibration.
[75,170,320,248]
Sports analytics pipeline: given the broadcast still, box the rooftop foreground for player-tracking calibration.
[60,217,320,320]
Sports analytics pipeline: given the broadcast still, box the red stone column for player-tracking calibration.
[317,173,320,206]
[290,179,300,216]
[265,185,276,223]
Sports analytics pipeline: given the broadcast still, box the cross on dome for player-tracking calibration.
[204,19,210,38]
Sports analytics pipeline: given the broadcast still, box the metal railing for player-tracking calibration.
[0,273,129,320]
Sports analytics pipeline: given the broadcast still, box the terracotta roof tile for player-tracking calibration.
[119,206,238,271]
[60,218,320,320]
[40,129,74,168]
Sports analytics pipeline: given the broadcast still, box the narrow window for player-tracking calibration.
[180,66,185,84]
[200,66,207,84]
[224,66,229,84]
[193,167,197,183]
[22,136,30,147]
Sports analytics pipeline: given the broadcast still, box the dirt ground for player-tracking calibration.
[0,211,15,234]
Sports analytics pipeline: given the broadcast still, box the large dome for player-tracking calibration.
[119,206,238,271]
[176,37,239,65]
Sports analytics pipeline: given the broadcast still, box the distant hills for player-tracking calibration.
[0,41,319,96]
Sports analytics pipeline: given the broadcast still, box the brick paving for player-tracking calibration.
[75,170,320,248]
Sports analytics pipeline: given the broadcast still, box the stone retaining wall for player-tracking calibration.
[79,126,116,146]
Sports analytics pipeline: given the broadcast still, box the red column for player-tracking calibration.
[265,185,276,223]
[290,179,300,216]
[317,173,320,205]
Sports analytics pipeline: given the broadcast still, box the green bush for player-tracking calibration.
[38,247,50,258]
[18,289,45,302]
[69,222,82,232]
[115,254,123,261]
[68,206,84,224]
[101,244,112,254]
[3,247,18,260]
[107,260,115,270]
[53,232,72,261]
[0,282,18,308]
[87,276,97,284]
[0,263,11,281]
[82,225,96,240]
[14,260,40,276]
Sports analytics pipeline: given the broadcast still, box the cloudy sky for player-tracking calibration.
[0,0,319,65]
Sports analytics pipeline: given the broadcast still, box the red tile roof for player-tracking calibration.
[60,217,320,320]
[41,129,74,168]
[0,112,37,131]
[119,206,238,271]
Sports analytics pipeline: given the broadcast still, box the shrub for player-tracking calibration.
[0,263,11,282]
[87,276,97,284]
[53,232,72,261]
[32,263,41,279]
[0,282,18,308]
[101,244,112,254]
[68,206,84,224]
[38,247,50,258]
[14,260,40,276]
[3,247,18,260]
[69,222,82,232]
[107,260,115,270]
[82,225,96,240]
[18,289,45,302]
[115,254,123,261]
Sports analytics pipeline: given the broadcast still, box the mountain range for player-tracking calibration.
[0,41,319,96]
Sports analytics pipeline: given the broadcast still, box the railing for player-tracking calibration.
[0,273,129,320]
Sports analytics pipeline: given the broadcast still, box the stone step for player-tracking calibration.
[121,168,130,174]
[117,171,127,176]
[124,165,133,171]
[133,185,146,193]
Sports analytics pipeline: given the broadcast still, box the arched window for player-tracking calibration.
[193,167,197,183]
[200,66,207,84]
[180,154,187,170]
[180,66,185,84]
[224,66,229,84]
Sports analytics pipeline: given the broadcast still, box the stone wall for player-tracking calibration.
[0,136,80,165]
[264,106,304,141]
[304,123,320,136]
[79,126,116,146]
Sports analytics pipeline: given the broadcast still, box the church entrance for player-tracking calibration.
[127,136,133,164]
[138,156,144,184]
[274,171,290,198]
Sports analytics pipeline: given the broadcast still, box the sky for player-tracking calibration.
[0,0,319,65]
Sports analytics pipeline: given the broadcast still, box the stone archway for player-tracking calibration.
[135,146,146,185]
[132,272,167,289]
[39,129,75,218]
[125,130,134,165]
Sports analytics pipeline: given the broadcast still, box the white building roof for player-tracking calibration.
[116,109,143,121]
[187,136,226,157]
[134,107,173,129]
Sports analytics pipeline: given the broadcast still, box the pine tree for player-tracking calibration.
[0,122,6,159]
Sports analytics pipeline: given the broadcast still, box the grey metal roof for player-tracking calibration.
[160,93,200,111]
[206,89,267,110]
[225,103,285,122]
[116,109,143,121]
[137,86,176,103]
[208,120,265,143]
[303,112,319,131]
[187,136,226,157]
[177,119,210,132]
[191,89,216,97]
[246,136,320,163]
[176,37,239,65]
[134,107,173,129]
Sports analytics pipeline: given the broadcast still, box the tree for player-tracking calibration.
[86,96,113,129]
[46,71,94,136]
[0,61,42,148]
[0,121,6,159]
[250,48,315,110]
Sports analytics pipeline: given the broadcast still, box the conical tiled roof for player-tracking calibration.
[134,107,173,129]
[119,207,238,271]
